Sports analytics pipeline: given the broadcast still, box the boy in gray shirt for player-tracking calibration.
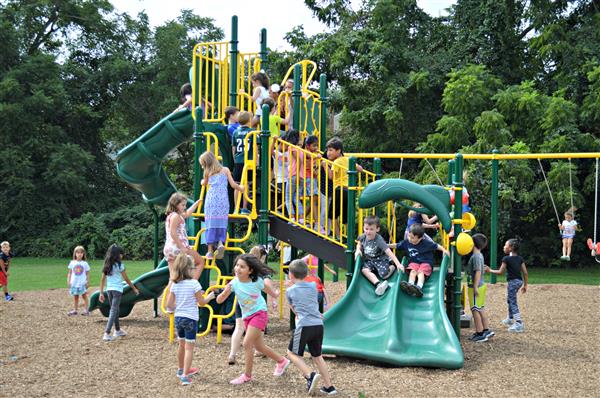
[286,259,337,395]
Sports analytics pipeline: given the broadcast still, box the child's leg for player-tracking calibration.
[2,284,7,294]
[242,326,260,376]
[480,309,490,330]
[188,250,205,279]
[105,291,122,333]
[506,285,513,320]
[229,317,245,360]
[183,341,195,375]
[82,292,89,311]
[472,310,483,333]
[287,349,312,377]
[507,279,524,323]
[566,238,573,257]
[251,327,285,363]
[312,356,333,387]
[207,243,214,256]
[416,272,425,287]
[562,238,567,256]
[361,267,380,286]
[408,269,417,284]
[177,338,186,370]
[73,295,80,311]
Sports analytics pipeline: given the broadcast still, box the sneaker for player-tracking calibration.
[508,322,525,333]
[185,367,199,377]
[413,285,424,298]
[399,281,413,296]
[240,208,251,215]
[113,329,127,337]
[375,280,389,296]
[67,310,78,316]
[176,368,183,377]
[565,255,570,261]
[215,242,225,259]
[230,373,252,385]
[320,386,338,395]
[501,318,514,326]
[468,332,479,341]
[180,375,192,386]
[81,311,90,316]
[472,333,489,343]
[206,252,214,260]
[306,372,321,395]
[273,358,291,376]
[5,294,13,301]
[103,333,114,341]
[483,329,495,339]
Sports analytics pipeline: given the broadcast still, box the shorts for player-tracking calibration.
[0,271,7,286]
[243,310,268,331]
[233,163,244,183]
[329,187,348,223]
[362,258,392,278]
[163,243,188,261]
[69,285,87,296]
[288,325,324,357]
[408,262,433,277]
[303,177,320,196]
[468,283,487,311]
[175,316,198,342]
[562,234,575,239]
[206,228,227,245]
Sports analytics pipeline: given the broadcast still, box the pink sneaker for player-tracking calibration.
[230,373,252,385]
[186,367,199,377]
[273,358,290,376]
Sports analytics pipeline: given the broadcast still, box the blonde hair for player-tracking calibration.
[249,245,268,262]
[1,241,9,248]
[73,246,87,260]
[238,111,252,126]
[199,151,223,179]
[171,252,194,283]
[165,192,187,215]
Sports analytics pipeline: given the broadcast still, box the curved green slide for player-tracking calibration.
[322,178,463,368]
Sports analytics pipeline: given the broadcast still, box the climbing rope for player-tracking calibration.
[425,158,444,186]
[538,158,561,225]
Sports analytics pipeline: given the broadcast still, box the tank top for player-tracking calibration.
[255,86,270,116]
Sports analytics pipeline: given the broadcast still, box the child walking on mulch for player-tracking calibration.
[166,252,215,385]
[67,246,90,316]
[485,238,529,333]
[0,241,14,301]
[466,234,494,342]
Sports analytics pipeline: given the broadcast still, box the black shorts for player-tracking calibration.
[329,187,348,223]
[233,164,244,183]
[288,325,323,357]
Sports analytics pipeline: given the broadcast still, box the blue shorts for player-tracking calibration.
[562,234,575,239]
[175,316,198,342]
[69,285,87,296]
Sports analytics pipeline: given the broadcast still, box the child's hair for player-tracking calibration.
[224,106,239,123]
[363,215,381,228]
[507,238,520,253]
[409,223,425,238]
[249,245,268,262]
[165,192,187,215]
[285,129,300,145]
[262,97,275,112]
[325,137,344,154]
[303,135,319,149]
[73,246,87,260]
[171,252,194,283]
[102,244,124,275]
[1,241,9,248]
[472,233,488,250]
[251,72,269,89]
[234,253,274,282]
[564,211,574,218]
[199,151,223,178]
[289,259,308,279]
[180,83,192,101]
[238,111,252,126]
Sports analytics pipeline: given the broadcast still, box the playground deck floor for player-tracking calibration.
[1,282,598,397]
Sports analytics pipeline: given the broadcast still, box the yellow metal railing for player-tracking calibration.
[192,41,229,122]
[237,52,261,114]
[346,152,600,160]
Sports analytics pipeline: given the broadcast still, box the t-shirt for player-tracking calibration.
[268,114,283,137]
[254,86,269,116]
[286,281,323,328]
[332,156,349,188]
[502,255,524,281]
[0,252,12,273]
[230,277,267,318]
[561,220,577,235]
[274,150,288,183]
[466,252,484,287]
[227,122,240,142]
[358,233,389,263]
[397,238,439,265]
[232,126,256,164]
[304,275,324,293]
[68,260,90,288]
[106,263,126,292]
[170,279,203,321]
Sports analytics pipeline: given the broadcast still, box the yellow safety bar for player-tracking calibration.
[191,41,229,122]
[236,52,261,113]
[346,152,600,160]
[280,60,318,92]
[204,132,222,161]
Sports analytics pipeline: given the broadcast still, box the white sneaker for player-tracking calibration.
[103,333,114,341]
[375,280,389,296]
[113,329,127,337]
[501,318,514,326]
[508,322,525,333]
[215,242,225,259]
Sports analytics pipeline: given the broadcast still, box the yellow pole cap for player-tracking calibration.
[462,212,477,230]
[456,232,475,256]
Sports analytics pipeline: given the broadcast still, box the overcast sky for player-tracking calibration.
[110,0,456,52]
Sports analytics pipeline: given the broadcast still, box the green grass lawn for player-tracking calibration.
[5,258,599,292]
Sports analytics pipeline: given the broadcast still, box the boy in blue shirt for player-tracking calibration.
[232,111,255,214]
[286,259,337,395]
[393,224,449,298]
[225,106,240,143]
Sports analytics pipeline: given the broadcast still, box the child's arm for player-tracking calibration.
[121,271,140,295]
[521,262,528,293]
[251,86,261,101]
[384,248,405,272]
[184,198,202,218]
[167,290,176,310]
[354,241,362,259]
[0,259,7,275]
[98,274,106,303]
[558,222,564,230]
[216,282,233,304]
[195,290,215,306]
[323,287,331,311]
[67,268,72,287]
[85,271,90,289]
[323,263,337,275]
[437,244,451,257]
[473,270,482,296]
[263,279,279,299]
[224,167,244,192]
[485,262,506,275]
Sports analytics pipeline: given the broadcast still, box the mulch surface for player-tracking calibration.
[1,282,599,397]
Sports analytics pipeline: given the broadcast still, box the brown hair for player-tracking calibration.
[251,72,269,89]
[73,246,87,260]
[289,259,308,279]
[262,97,275,112]
[224,106,239,123]
[234,253,274,282]
[363,215,380,228]
[171,253,195,283]
[238,111,252,126]
[326,137,344,154]
[165,192,187,215]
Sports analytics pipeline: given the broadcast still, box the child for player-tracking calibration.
[166,252,216,385]
[395,224,450,298]
[262,97,291,138]
[286,259,337,395]
[98,244,140,341]
[232,111,255,214]
[404,202,439,240]
[285,129,304,223]
[225,106,240,143]
[0,241,14,301]
[559,209,577,261]
[466,234,494,342]
[302,135,325,232]
[485,239,528,333]
[163,192,204,280]
[199,151,244,260]
[248,72,270,128]
[355,216,405,296]
[273,133,289,214]
[67,246,90,316]
[302,254,334,311]
[174,83,212,117]
[216,254,289,385]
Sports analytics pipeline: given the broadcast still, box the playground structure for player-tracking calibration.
[87,15,600,369]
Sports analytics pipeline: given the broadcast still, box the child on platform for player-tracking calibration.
[485,238,528,333]
[355,216,405,296]
[466,234,494,342]
[199,151,244,260]
[286,259,337,395]
[167,252,215,385]
[240,72,270,128]
[225,106,240,143]
[0,241,14,301]
[67,246,90,316]
[216,254,289,385]
[302,135,325,232]
[285,129,304,223]
[394,224,450,298]
[232,111,255,214]
[559,209,577,261]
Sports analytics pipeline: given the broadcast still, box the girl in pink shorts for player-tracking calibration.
[216,254,289,385]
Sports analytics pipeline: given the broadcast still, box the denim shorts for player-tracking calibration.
[175,316,198,342]
[303,178,320,196]
[69,285,87,296]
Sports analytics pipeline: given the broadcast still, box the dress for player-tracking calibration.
[163,213,189,260]
[205,172,229,245]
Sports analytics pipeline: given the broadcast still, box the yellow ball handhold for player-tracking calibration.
[462,212,477,230]
[456,232,474,256]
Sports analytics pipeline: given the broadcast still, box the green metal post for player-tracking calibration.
[345,157,358,289]
[319,74,328,151]
[292,65,301,130]
[258,104,270,246]
[150,204,159,317]
[445,159,455,317]
[447,160,455,186]
[490,149,499,284]
[229,16,239,107]
[374,158,382,219]
[290,246,298,330]
[259,28,267,72]
[452,154,464,338]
